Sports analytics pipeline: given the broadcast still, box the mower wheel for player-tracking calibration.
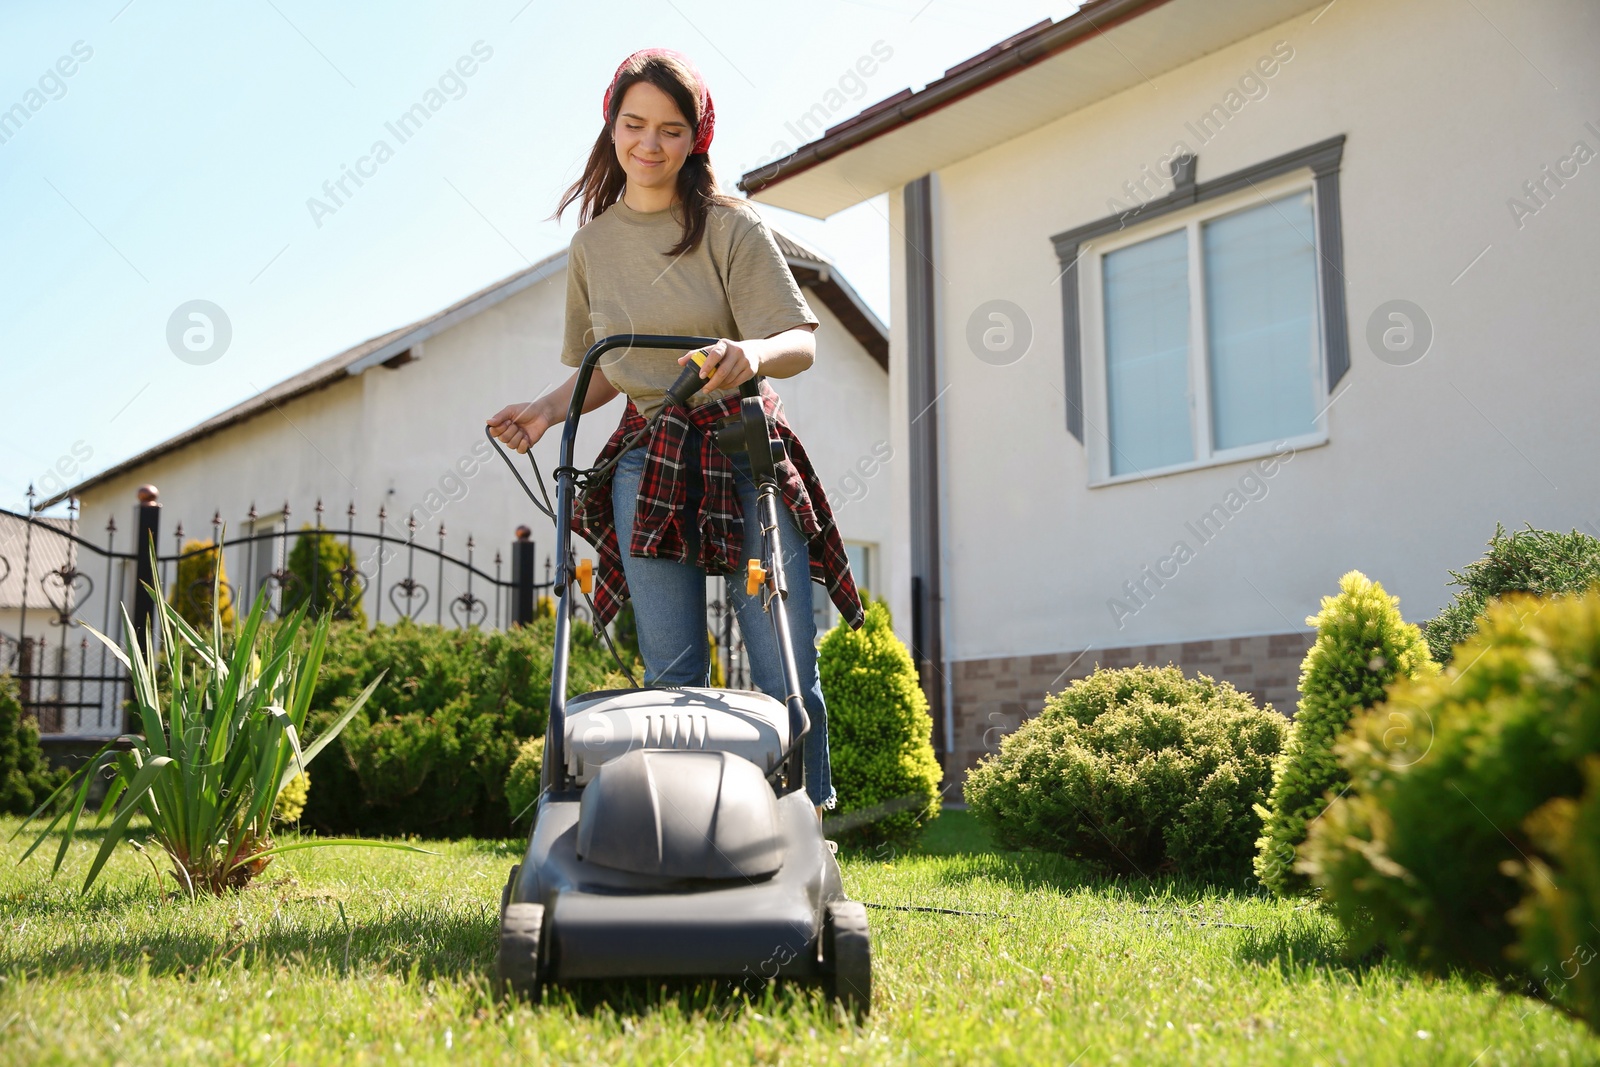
[497,901,545,1001]
[823,899,871,1018]
[500,863,521,918]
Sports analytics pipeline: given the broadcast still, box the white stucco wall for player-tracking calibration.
[62,264,890,638]
[894,0,1600,664]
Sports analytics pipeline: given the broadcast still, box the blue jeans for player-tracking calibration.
[610,444,836,809]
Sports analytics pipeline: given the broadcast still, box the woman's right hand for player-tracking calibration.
[486,400,553,454]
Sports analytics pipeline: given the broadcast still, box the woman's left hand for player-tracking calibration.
[679,338,760,394]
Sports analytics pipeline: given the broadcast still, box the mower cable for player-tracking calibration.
[861,901,1005,918]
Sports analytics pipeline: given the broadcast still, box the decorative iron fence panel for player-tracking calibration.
[2,485,751,738]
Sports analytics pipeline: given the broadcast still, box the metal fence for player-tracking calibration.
[1,484,750,739]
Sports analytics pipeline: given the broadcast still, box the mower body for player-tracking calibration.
[503,686,848,984]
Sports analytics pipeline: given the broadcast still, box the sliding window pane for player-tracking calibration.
[1203,192,1318,451]
[1103,229,1193,475]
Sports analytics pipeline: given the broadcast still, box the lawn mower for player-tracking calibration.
[484,333,871,1016]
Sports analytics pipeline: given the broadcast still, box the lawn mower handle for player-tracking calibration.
[548,333,810,796]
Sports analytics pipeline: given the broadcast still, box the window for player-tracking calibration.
[1053,137,1348,485]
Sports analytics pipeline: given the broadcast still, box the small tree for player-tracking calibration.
[0,672,68,816]
[1254,570,1437,895]
[818,597,942,847]
[170,538,236,635]
[283,524,368,626]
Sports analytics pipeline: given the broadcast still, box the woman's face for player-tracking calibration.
[613,81,692,196]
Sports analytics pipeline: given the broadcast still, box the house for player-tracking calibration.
[738,0,1600,783]
[27,221,890,735]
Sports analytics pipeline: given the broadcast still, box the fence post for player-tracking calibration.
[132,485,161,657]
[511,525,535,627]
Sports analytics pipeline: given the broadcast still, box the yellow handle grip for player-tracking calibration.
[746,559,767,596]
[576,558,593,595]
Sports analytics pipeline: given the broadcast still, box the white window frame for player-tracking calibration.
[1079,169,1331,487]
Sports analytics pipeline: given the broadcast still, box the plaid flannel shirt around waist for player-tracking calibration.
[572,379,865,632]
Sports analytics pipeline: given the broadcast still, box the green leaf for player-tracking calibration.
[300,670,388,769]
[81,756,174,893]
[226,836,437,871]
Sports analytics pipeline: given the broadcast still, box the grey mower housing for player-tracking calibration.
[492,334,871,1015]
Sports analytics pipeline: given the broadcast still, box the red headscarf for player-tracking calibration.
[601,48,715,155]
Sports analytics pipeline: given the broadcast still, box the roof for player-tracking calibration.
[737,0,1323,218]
[38,219,886,510]
[0,512,78,610]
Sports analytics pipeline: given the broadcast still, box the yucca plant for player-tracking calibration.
[11,538,427,896]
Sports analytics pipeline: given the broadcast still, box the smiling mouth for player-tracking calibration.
[632,155,663,167]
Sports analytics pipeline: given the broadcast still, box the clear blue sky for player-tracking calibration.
[1,0,1074,514]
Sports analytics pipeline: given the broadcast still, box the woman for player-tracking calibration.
[486,48,863,817]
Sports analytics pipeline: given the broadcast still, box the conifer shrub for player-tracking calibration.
[1424,523,1600,664]
[818,597,942,847]
[169,538,236,634]
[298,616,619,838]
[273,769,310,824]
[1301,591,1600,999]
[965,664,1286,878]
[0,672,68,816]
[283,525,368,626]
[1254,571,1437,895]
[504,735,545,828]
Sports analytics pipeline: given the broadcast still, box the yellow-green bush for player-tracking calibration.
[169,538,236,635]
[818,597,941,847]
[1254,571,1437,895]
[504,735,545,828]
[966,664,1286,879]
[273,769,310,824]
[1301,591,1600,1009]
[1512,757,1600,1026]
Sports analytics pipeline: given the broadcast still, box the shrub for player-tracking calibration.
[1424,523,1600,664]
[298,616,622,838]
[1511,758,1600,1029]
[818,597,941,847]
[283,525,368,626]
[1300,591,1600,988]
[966,664,1287,879]
[1254,571,1437,895]
[505,735,545,828]
[0,672,68,816]
[273,769,310,824]
[169,538,236,635]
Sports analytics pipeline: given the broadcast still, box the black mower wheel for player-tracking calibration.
[497,901,545,1001]
[500,863,520,918]
[824,899,871,1019]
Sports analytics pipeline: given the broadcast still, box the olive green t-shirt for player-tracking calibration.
[560,197,819,420]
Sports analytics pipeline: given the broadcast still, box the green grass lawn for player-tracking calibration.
[1,810,1594,1065]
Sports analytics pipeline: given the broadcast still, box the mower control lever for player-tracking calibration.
[664,349,710,408]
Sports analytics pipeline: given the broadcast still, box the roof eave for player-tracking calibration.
[736,0,1173,201]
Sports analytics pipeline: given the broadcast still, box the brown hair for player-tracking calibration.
[552,52,742,258]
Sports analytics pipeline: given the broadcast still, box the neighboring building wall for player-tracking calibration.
[61,268,891,639]
[889,0,1600,781]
